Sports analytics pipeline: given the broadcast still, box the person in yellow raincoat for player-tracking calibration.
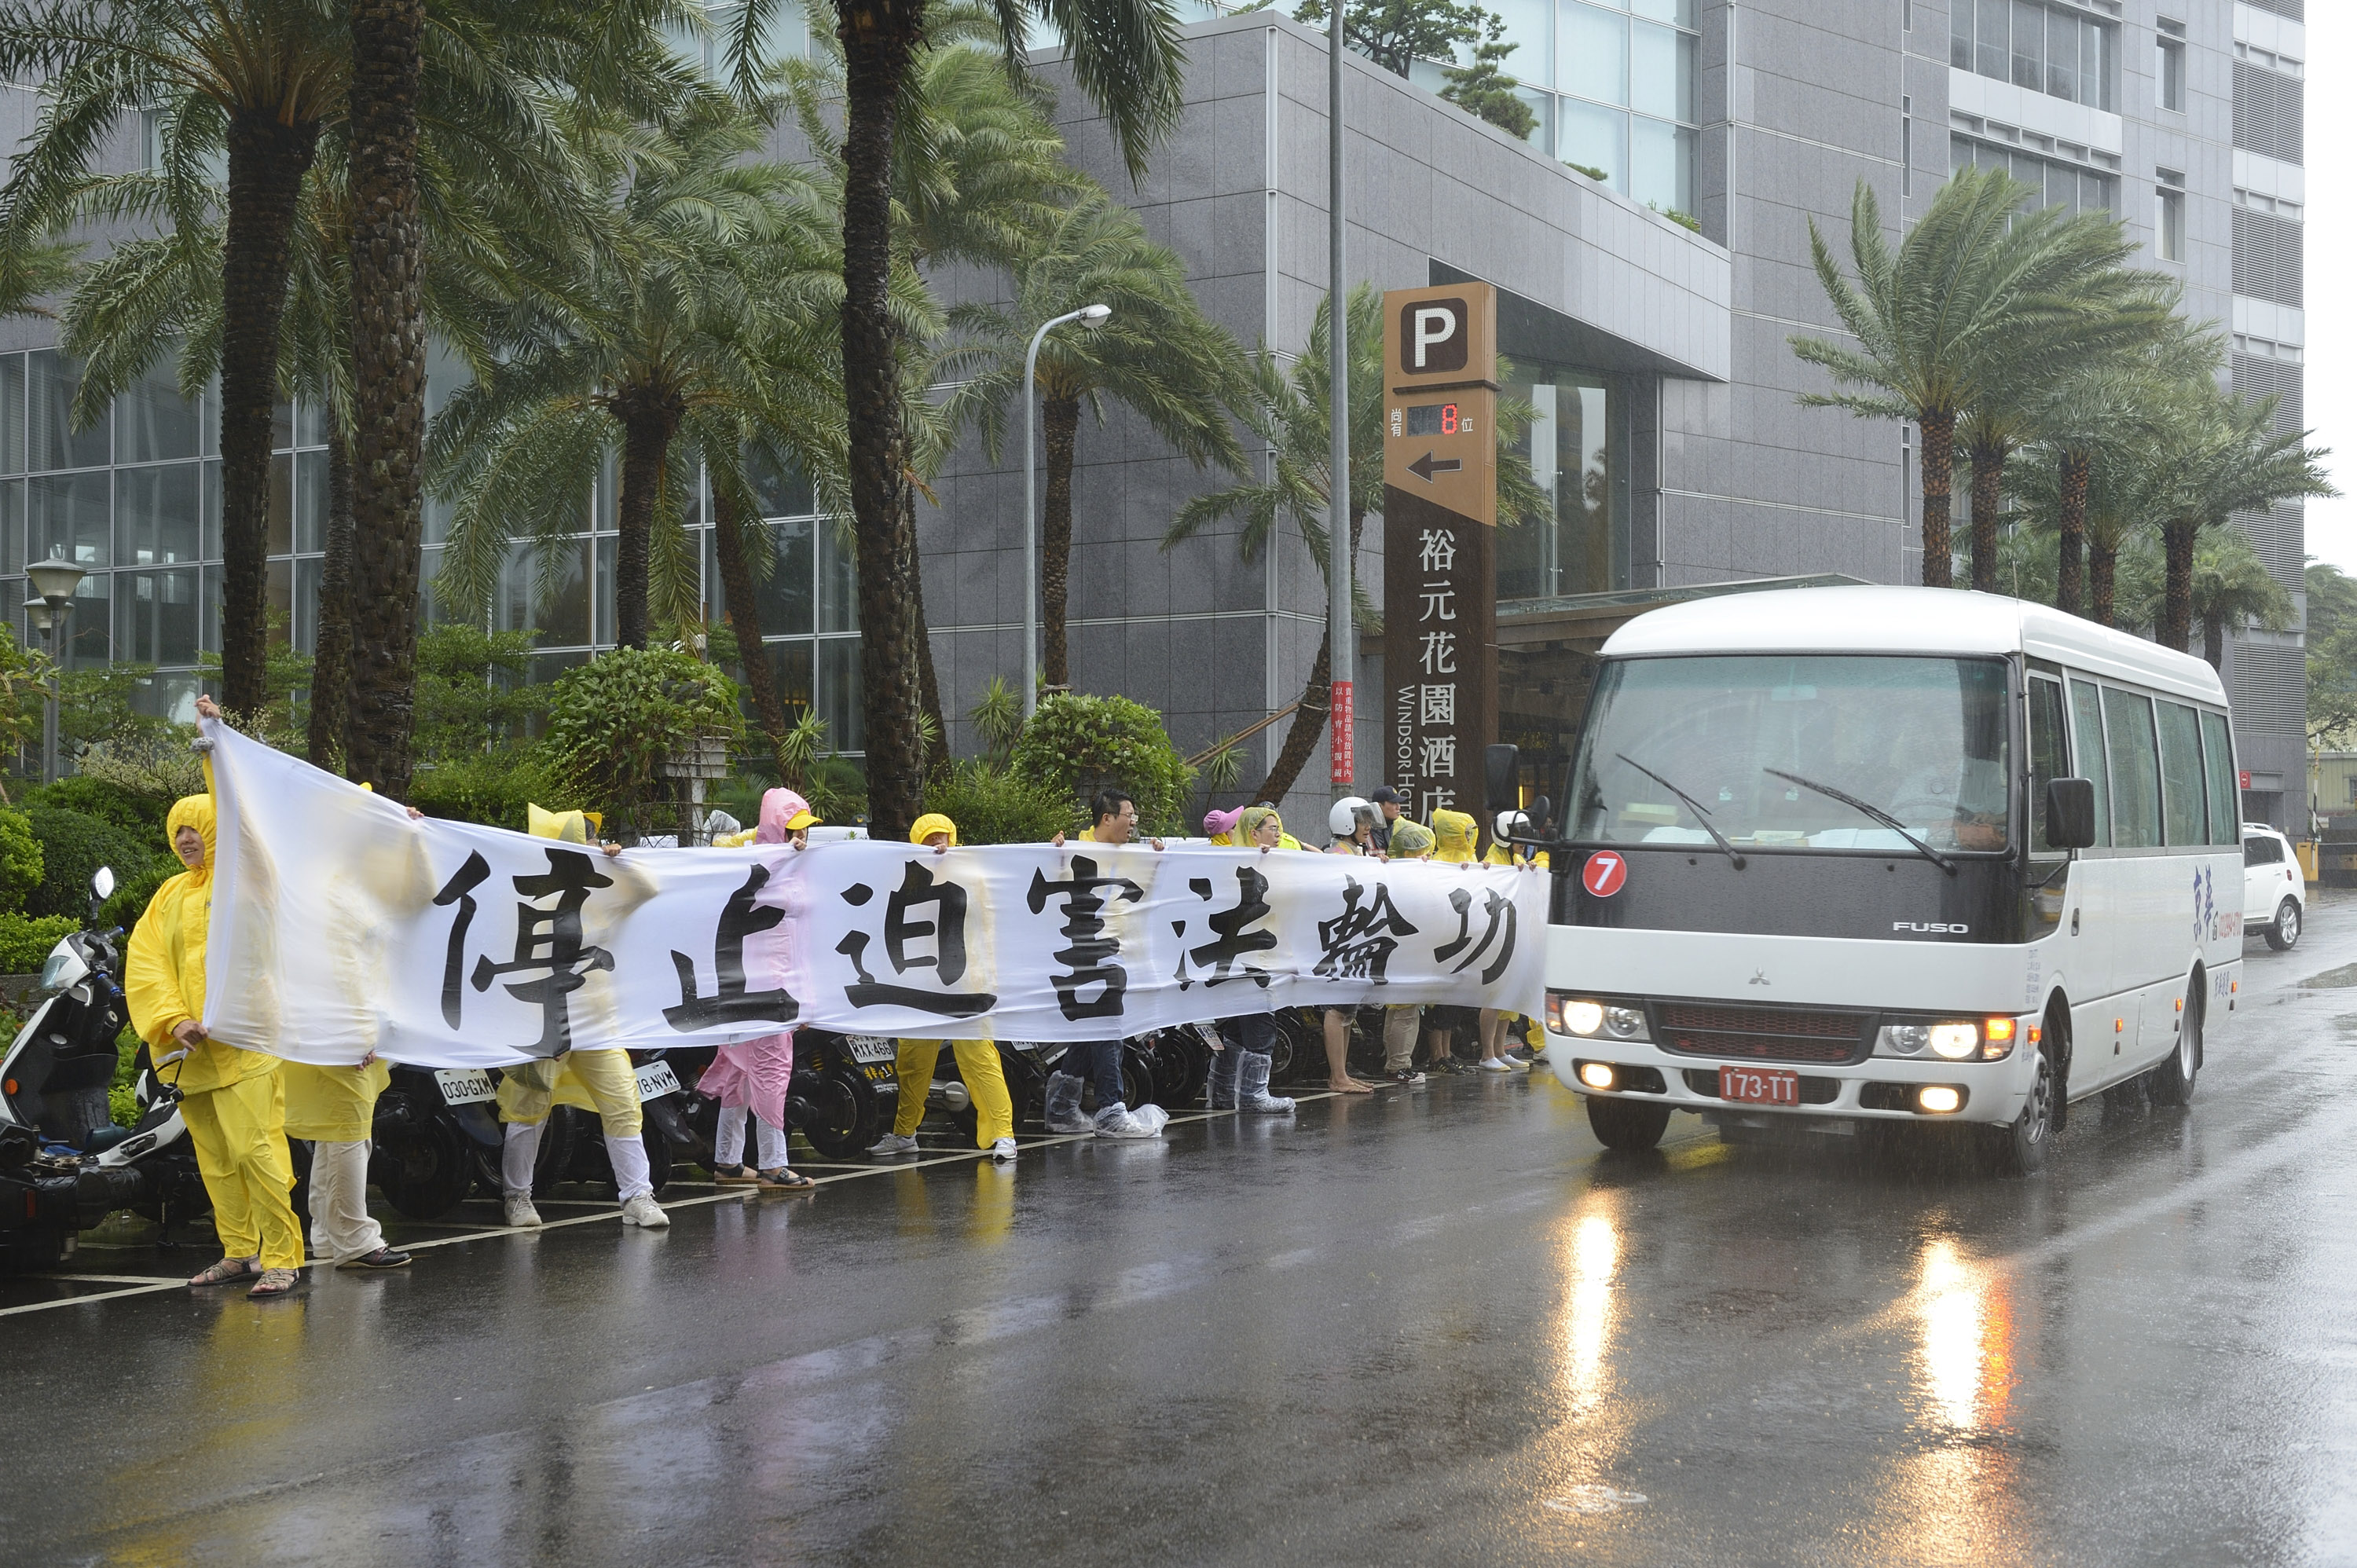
[125,735,306,1297]
[494,806,669,1230]
[283,1054,409,1269]
[866,813,1019,1163]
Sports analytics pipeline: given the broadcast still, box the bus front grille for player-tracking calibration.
[1652,1002,1872,1065]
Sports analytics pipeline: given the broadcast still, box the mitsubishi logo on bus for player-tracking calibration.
[1893,921,1971,935]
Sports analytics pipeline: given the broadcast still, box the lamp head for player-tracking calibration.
[22,595,53,634]
[25,555,86,607]
[1076,304,1112,329]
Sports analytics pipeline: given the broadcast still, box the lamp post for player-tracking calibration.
[1022,302,1112,722]
[1325,0,1352,797]
[24,555,87,786]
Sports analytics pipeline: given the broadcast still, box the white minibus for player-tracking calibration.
[1500,585,2242,1174]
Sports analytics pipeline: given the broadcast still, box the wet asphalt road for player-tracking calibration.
[12,907,2357,1566]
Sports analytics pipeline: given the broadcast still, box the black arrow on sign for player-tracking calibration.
[1406,451,1463,483]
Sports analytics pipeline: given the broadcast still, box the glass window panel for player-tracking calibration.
[119,566,202,666]
[295,449,327,553]
[60,572,111,669]
[294,555,321,654]
[2046,7,2078,101]
[1494,0,1552,86]
[757,514,816,636]
[2010,0,2041,88]
[1952,0,1974,69]
[2069,680,2112,846]
[1630,21,1682,119]
[2157,700,2207,845]
[27,351,110,471]
[1560,98,1628,189]
[747,445,815,518]
[117,361,202,463]
[200,375,218,457]
[295,398,327,449]
[1976,0,2007,79]
[769,638,815,726]
[2157,38,2183,111]
[2029,677,2069,850]
[202,562,220,654]
[818,636,863,752]
[1631,0,1695,22]
[1630,115,1686,212]
[2094,20,2114,111]
[1,478,20,575]
[594,533,615,644]
[0,354,22,474]
[118,463,201,566]
[1952,134,1974,177]
[267,558,292,644]
[425,492,453,548]
[418,544,449,629]
[2101,687,2163,848]
[28,471,110,567]
[2010,152,2047,206]
[271,400,292,452]
[1560,2,1629,108]
[817,518,858,634]
[202,460,222,559]
[268,452,293,555]
[131,672,199,725]
[1516,88,1554,155]
[2201,711,2238,846]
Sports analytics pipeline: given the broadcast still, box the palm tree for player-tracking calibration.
[956,192,1247,689]
[1792,167,2155,589]
[0,236,79,321]
[2010,421,2165,629]
[2188,526,2294,670]
[2146,383,2332,652]
[725,0,1189,841]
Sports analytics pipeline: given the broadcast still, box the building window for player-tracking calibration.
[1950,0,2116,111]
[1549,0,1699,217]
[2156,170,2184,262]
[2156,20,2185,112]
[1496,365,1627,602]
[1952,134,2117,218]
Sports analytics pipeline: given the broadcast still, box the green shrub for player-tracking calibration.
[24,806,160,921]
[0,807,42,912]
[109,1026,141,1127]
[539,647,742,839]
[1009,693,1194,836]
[922,761,1080,845]
[0,910,79,974]
[97,862,175,934]
[24,775,174,837]
[805,754,867,828]
[409,750,560,831]
[71,731,208,804]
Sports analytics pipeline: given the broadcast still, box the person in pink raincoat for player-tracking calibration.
[699,788,819,1191]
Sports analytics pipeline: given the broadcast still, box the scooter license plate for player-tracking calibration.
[1717,1065,1800,1106]
[635,1061,682,1101]
[434,1068,497,1106]
[843,1035,899,1064]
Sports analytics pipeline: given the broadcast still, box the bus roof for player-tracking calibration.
[1600,586,2229,707]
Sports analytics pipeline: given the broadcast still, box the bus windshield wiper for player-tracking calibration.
[1615,753,1745,869]
[1763,767,1957,876]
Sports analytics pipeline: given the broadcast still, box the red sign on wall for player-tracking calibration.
[2240,770,2253,789]
[1329,679,1354,786]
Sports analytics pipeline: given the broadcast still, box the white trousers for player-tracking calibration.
[714,1104,790,1170]
[308,1139,386,1264]
[502,1120,652,1203]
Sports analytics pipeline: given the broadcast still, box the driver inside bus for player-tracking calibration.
[1883,753,2007,850]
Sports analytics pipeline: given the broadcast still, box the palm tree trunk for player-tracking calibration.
[1918,411,1956,589]
[710,482,788,768]
[2090,540,2119,627]
[610,391,681,650]
[2056,448,2090,617]
[306,427,354,770]
[1967,436,2003,594]
[219,111,321,717]
[1041,393,1080,690]
[343,0,426,800]
[836,0,928,842]
[2204,613,2226,670]
[2161,522,2197,652]
[907,478,949,770]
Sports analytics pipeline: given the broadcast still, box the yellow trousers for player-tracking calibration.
[892,1039,1014,1147]
[181,1072,305,1270]
[496,1049,642,1138]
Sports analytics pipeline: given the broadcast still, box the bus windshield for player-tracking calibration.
[1568,655,2013,855]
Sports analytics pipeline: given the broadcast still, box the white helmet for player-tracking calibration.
[1494,809,1530,841]
[1330,797,1373,837]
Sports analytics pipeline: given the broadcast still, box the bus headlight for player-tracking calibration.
[1879,1024,1930,1057]
[1928,1024,1979,1061]
[1548,995,1650,1042]
[1604,1006,1648,1039]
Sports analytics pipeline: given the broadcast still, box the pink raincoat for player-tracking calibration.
[695,789,811,1128]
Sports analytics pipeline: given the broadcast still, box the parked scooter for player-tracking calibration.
[0,867,211,1269]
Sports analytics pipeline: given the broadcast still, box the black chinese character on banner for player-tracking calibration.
[836,859,997,1017]
[665,865,799,1030]
[1171,868,1276,990]
[431,852,491,1028]
[467,849,618,1057]
[1313,877,1418,981]
[1435,885,1517,984]
[1026,854,1144,1020]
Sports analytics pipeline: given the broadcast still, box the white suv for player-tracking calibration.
[2242,823,2306,951]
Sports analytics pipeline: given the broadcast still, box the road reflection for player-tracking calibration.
[1563,1209,1619,1412]
[1872,1236,2029,1563]
[1915,1238,2015,1431]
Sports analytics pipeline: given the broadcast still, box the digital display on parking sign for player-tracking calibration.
[1402,401,1459,438]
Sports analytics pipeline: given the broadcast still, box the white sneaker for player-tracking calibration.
[504,1194,542,1228]
[991,1137,1018,1162]
[867,1132,920,1156]
[1094,1104,1163,1139]
[1479,1057,1516,1073]
[620,1194,670,1228]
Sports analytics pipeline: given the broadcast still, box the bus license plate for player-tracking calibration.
[635,1061,682,1101]
[434,1068,497,1106]
[1718,1065,1799,1106]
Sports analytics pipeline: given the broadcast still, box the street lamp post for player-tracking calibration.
[1022,302,1112,722]
[24,555,87,786]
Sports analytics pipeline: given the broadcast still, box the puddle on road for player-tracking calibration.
[2300,964,2357,988]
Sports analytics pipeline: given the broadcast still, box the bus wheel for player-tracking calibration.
[2148,991,2201,1107]
[1585,1096,1670,1152]
[1979,1044,2054,1177]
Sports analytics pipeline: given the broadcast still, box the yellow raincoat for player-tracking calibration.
[890,813,1014,1147]
[1431,809,1480,863]
[494,804,640,1137]
[124,790,304,1269]
[282,1059,392,1142]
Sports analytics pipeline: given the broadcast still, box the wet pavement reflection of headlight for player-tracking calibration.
[1915,1237,2014,1431]
[1561,1210,1620,1410]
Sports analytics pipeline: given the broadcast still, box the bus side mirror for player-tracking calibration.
[2045,779,2096,850]
[1484,745,1520,814]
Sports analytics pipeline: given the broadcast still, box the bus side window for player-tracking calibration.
[2102,688,2164,848]
[2068,680,2113,847]
[2157,701,2208,845]
[2029,676,2069,852]
[2200,710,2238,846]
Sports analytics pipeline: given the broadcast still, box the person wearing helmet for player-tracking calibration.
[1315,797,1384,1092]
[1328,797,1379,856]
[1039,790,1169,1138]
[1365,785,1402,852]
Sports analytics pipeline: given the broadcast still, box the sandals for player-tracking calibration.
[188,1256,259,1287]
[247,1268,302,1298]
[712,1165,757,1185]
[754,1167,816,1191]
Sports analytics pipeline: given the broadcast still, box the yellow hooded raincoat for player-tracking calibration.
[493,806,641,1137]
[889,813,1014,1148]
[124,791,305,1269]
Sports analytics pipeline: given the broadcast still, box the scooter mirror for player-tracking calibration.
[91,865,115,902]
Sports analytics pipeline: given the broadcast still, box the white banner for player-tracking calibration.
[200,722,1545,1068]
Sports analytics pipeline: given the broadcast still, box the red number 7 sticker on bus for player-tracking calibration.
[1582,851,1627,898]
